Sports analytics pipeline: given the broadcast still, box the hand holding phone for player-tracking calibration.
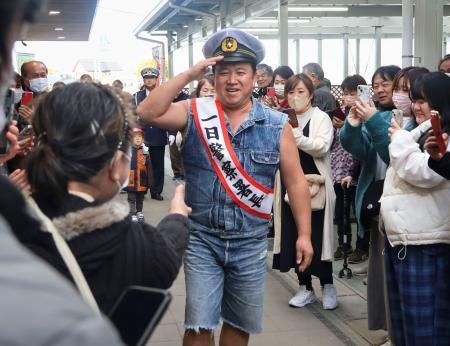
[430,110,447,155]
[327,107,346,121]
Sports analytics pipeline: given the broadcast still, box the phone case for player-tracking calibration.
[430,114,447,155]
[357,85,371,103]
[266,87,275,98]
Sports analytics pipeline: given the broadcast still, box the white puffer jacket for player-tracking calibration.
[380,124,450,246]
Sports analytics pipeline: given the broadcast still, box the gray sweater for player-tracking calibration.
[0,216,123,346]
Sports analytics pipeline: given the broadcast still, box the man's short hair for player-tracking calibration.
[302,62,324,81]
[341,74,367,92]
[256,63,273,76]
[20,60,48,78]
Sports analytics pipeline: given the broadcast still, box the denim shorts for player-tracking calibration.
[184,228,268,334]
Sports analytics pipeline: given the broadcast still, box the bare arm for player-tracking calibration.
[279,124,313,272]
[136,56,223,132]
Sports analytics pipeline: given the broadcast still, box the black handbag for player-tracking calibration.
[360,179,384,229]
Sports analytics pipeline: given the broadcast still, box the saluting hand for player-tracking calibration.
[187,56,224,81]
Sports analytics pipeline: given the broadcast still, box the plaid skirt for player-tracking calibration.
[384,237,450,346]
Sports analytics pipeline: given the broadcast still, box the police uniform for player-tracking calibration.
[133,67,167,200]
[183,29,288,335]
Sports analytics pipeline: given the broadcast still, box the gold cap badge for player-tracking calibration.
[221,37,238,53]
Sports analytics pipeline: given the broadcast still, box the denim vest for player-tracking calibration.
[181,98,287,238]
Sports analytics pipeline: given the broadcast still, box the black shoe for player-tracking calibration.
[151,193,164,201]
[348,248,368,264]
[334,245,353,260]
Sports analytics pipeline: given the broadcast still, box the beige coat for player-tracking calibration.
[274,107,336,261]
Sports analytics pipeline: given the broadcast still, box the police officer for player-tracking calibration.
[137,28,313,346]
[134,67,167,200]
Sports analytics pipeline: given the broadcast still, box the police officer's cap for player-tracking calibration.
[141,67,160,78]
[203,28,265,65]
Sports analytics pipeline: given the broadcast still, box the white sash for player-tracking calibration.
[191,97,274,219]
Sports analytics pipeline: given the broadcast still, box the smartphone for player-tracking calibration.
[430,110,447,155]
[21,91,33,106]
[266,87,276,98]
[282,108,298,128]
[18,125,34,141]
[0,89,16,154]
[357,85,371,104]
[392,109,404,128]
[108,286,172,346]
[327,107,346,121]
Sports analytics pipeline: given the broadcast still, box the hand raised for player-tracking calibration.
[187,56,224,81]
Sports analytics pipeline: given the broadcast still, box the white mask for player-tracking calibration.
[14,88,23,104]
[288,96,310,113]
[29,77,48,93]
[274,84,285,97]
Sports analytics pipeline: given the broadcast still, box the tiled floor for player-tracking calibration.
[140,157,388,346]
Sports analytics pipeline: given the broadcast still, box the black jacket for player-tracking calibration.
[428,152,450,180]
[24,193,190,314]
[134,89,168,146]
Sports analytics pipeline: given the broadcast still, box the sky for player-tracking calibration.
[13,0,450,90]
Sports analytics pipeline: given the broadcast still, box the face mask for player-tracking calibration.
[274,84,285,97]
[288,96,310,113]
[392,92,412,116]
[110,151,131,194]
[14,88,23,104]
[446,73,450,78]
[344,95,357,108]
[29,77,48,93]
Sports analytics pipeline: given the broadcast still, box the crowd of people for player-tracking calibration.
[1,2,450,345]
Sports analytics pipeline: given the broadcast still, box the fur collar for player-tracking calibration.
[52,198,129,240]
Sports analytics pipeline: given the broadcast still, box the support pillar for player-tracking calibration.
[317,37,323,66]
[356,38,361,74]
[414,0,444,69]
[402,0,414,67]
[188,33,194,92]
[167,31,174,79]
[343,33,349,78]
[279,0,289,66]
[295,38,300,73]
[375,26,382,69]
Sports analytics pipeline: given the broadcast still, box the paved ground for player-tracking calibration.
[136,153,388,346]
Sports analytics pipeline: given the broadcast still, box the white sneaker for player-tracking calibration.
[322,284,338,310]
[289,285,316,308]
[131,215,138,222]
[136,212,145,223]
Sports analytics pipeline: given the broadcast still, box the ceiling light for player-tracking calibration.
[183,25,189,28]
[48,10,61,15]
[57,36,65,39]
[244,28,278,33]
[287,6,348,12]
[54,27,64,31]
[195,18,202,21]
[246,18,311,24]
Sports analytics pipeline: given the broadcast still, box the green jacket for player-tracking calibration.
[339,111,392,236]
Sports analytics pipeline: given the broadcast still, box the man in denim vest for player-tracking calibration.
[137,28,312,346]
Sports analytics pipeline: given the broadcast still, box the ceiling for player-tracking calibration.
[23,0,99,41]
[134,0,450,48]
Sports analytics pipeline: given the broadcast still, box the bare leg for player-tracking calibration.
[183,329,215,346]
[219,323,249,346]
